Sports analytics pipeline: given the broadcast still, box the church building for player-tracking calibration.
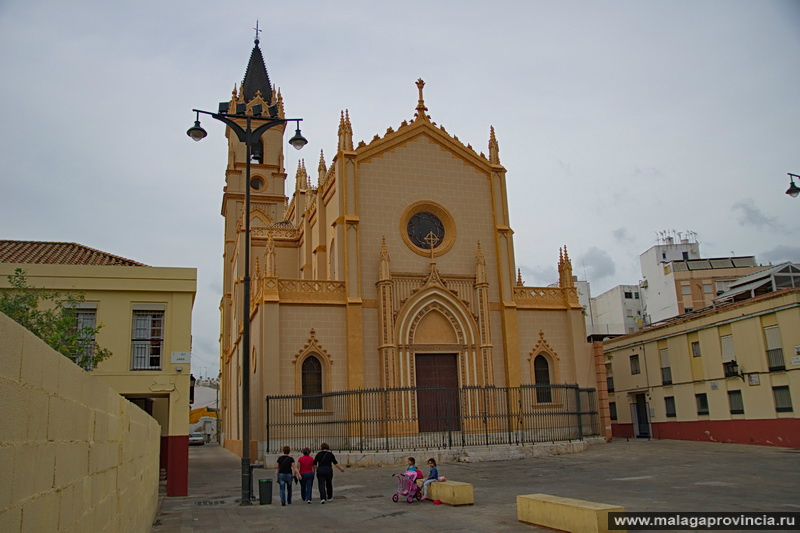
[218,40,602,456]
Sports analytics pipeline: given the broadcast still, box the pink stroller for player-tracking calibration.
[391,471,422,503]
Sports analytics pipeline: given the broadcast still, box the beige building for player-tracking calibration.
[604,288,800,447]
[0,240,197,495]
[219,42,603,456]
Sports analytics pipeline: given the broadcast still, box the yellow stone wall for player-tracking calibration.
[0,313,160,533]
[0,263,196,437]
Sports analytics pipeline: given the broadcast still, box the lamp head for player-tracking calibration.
[288,127,308,150]
[787,173,800,198]
[186,120,207,142]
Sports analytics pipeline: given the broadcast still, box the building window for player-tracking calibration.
[728,390,744,415]
[691,341,702,358]
[695,393,709,415]
[681,284,691,295]
[606,376,615,393]
[131,311,164,370]
[624,291,633,299]
[773,386,793,413]
[629,354,641,375]
[634,292,640,299]
[301,356,323,410]
[74,309,97,370]
[764,325,785,371]
[660,348,672,385]
[665,396,676,418]
[609,401,617,421]
[720,335,736,377]
[534,355,552,403]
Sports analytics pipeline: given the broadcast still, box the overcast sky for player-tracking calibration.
[2,0,798,379]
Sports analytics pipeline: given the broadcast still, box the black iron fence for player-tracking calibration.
[264,384,599,454]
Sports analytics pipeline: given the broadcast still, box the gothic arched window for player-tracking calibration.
[534,355,552,403]
[302,355,323,410]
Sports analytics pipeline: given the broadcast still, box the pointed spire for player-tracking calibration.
[489,126,500,164]
[276,88,284,117]
[414,78,429,122]
[516,268,523,286]
[558,246,574,288]
[489,126,500,163]
[338,110,353,151]
[241,38,273,104]
[317,150,327,185]
[295,160,307,191]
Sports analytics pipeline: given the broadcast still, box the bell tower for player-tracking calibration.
[220,35,290,389]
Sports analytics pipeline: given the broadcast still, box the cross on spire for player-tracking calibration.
[253,20,262,45]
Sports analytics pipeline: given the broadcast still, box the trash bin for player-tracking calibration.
[258,478,272,505]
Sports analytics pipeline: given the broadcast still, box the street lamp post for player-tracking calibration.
[786,173,800,198]
[188,103,307,505]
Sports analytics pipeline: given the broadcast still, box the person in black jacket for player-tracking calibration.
[275,446,297,506]
[312,442,344,503]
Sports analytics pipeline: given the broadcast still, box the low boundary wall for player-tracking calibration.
[0,313,161,533]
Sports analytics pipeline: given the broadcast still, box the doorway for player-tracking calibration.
[632,393,651,438]
[415,353,460,432]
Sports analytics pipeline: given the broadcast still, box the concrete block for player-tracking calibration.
[20,491,58,533]
[54,442,89,489]
[89,442,121,474]
[0,506,21,533]
[48,396,90,442]
[0,446,14,508]
[24,386,50,441]
[19,335,50,390]
[0,377,27,442]
[0,315,23,382]
[428,480,474,506]
[517,493,625,533]
[57,354,88,403]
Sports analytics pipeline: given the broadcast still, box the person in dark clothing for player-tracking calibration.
[312,442,344,503]
[275,446,297,506]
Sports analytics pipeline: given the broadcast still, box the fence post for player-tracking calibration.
[359,390,364,453]
[574,386,583,441]
[265,396,270,455]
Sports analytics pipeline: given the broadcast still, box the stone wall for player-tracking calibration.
[0,313,161,533]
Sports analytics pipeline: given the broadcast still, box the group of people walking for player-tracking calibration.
[274,443,345,505]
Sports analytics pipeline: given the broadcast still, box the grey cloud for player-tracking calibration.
[519,264,558,287]
[613,227,633,244]
[732,199,782,231]
[759,245,800,265]
[579,247,616,282]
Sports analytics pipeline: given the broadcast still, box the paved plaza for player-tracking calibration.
[152,439,800,532]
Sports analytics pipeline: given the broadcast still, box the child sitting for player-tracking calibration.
[422,458,439,499]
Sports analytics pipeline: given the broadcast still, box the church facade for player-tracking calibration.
[218,42,602,456]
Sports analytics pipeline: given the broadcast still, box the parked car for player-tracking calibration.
[189,433,205,445]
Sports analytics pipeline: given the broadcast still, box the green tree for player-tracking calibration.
[0,268,112,370]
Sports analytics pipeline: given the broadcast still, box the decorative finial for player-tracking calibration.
[380,236,389,258]
[253,20,262,45]
[414,78,429,122]
[489,126,500,164]
[516,268,523,286]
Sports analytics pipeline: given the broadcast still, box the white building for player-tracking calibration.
[587,284,643,340]
[638,235,761,324]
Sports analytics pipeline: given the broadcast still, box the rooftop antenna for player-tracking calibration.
[253,20,262,45]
